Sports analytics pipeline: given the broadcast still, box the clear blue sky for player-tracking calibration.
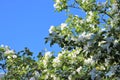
[0,0,67,56]
[0,0,106,56]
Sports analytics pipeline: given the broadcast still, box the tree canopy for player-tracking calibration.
[0,0,120,80]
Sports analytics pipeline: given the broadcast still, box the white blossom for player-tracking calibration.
[86,11,94,22]
[114,39,118,47]
[100,66,105,70]
[45,51,52,58]
[68,75,72,80]
[12,55,17,58]
[43,59,48,67]
[78,32,86,41]
[86,16,92,22]
[79,20,84,24]
[82,0,89,4]
[76,66,82,74]
[89,24,95,29]
[72,53,77,58]
[53,76,58,80]
[110,20,114,27]
[53,57,61,67]
[60,23,67,30]
[71,71,76,75]
[45,73,49,79]
[58,53,62,58]
[112,4,118,12]
[98,41,106,46]
[56,0,60,3]
[88,11,94,16]
[78,32,94,42]
[49,25,54,33]
[53,3,60,9]
[4,50,14,54]
[84,56,94,65]
[53,57,61,63]
[7,56,11,59]
[101,28,106,31]
[50,74,59,80]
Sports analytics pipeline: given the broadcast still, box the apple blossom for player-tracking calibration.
[49,25,54,33]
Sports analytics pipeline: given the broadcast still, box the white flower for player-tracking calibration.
[43,59,48,67]
[86,11,94,22]
[78,32,94,42]
[45,73,49,79]
[53,3,57,8]
[112,4,118,12]
[53,57,61,67]
[60,23,67,30]
[76,66,82,74]
[86,16,92,22]
[72,53,77,58]
[88,11,94,16]
[84,56,94,65]
[53,57,60,63]
[78,32,86,41]
[89,24,95,28]
[4,50,14,54]
[49,26,54,33]
[51,74,55,78]
[86,33,94,39]
[45,51,52,58]
[7,56,11,59]
[110,20,114,27]
[12,55,17,58]
[98,41,106,46]
[79,20,84,24]
[82,0,89,4]
[71,71,76,75]
[114,39,118,47]
[58,53,62,58]
[68,75,72,80]
[101,28,106,31]
[53,3,60,9]
[68,53,72,57]
[82,0,86,3]
[56,0,60,3]
[53,76,57,80]
[100,66,105,70]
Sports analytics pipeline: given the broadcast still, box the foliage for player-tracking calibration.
[0,0,120,80]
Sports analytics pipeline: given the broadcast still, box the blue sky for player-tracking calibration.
[0,0,106,57]
[0,0,67,56]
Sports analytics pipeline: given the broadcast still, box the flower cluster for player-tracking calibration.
[0,44,17,59]
[0,0,120,79]
[53,0,67,11]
